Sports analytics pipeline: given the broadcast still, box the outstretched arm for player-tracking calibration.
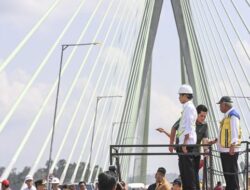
[156,127,171,138]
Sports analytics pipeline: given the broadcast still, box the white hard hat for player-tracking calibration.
[178,84,193,94]
[51,177,60,184]
[25,175,33,182]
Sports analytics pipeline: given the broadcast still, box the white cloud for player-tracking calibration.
[0,1,51,26]
[0,0,82,29]
[0,69,51,120]
[150,90,181,134]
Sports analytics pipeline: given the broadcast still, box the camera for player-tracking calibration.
[108,165,119,182]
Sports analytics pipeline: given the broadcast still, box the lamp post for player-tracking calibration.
[47,42,99,182]
[88,95,122,182]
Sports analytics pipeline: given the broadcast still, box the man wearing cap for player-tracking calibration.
[217,96,242,190]
[147,167,171,190]
[23,175,36,190]
[177,84,197,190]
[34,179,46,190]
[1,179,11,190]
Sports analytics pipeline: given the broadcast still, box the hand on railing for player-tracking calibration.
[208,138,217,145]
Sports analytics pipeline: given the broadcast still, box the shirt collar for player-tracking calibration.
[183,100,192,109]
[225,107,234,117]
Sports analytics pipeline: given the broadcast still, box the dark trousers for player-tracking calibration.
[178,147,196,190]
[193,155,201,190]
[220,152,239,190]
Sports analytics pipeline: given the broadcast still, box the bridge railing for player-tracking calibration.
[110,142,250,190]
[110,144,213,189]
[205,141,250,190]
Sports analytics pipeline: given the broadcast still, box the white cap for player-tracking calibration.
[178,84,193,94]
[25,175,33,182]
[51,177,60,184]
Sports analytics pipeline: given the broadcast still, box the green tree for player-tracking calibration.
[64,163,76,183]
[75,162,86,182]
[55,159,66,178]
[0,167,5,176]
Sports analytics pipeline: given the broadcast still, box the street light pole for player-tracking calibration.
[88,95,122,182]
[47,42,99,182]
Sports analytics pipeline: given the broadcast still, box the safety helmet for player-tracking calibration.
[25,175,33,182]
[178,84,193,94]
[51,177,60,184]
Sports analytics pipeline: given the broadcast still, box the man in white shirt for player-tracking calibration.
[177,84,197,190]
[217,96,241,190]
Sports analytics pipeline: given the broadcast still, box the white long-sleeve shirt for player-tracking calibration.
[178,101,197,144]
[217,107,240,152]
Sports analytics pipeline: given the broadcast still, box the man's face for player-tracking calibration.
[172,184,181,190]
[179,94,188,104]
[26,180,33,188]
[79,184,86,190]
[197,111,207,124]
[37,184,46,190]
[219,102,227,113]
[155,172,164,183]
[69,185,76,190]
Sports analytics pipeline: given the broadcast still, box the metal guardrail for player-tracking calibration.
[110,141,250,190]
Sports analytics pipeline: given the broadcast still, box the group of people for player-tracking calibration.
[0,175,88,190]
[155,84,242,190]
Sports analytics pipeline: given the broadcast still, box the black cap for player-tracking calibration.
[217,96,233,104]
[173,179,181,186]
[35,179,46,187]
[157,167,166,175]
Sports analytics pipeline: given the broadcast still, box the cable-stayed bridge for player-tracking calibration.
[0,0,249,189]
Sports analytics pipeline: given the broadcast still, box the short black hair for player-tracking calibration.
[217,181,222,186]
[34,179,46,188]
[180,93,193,100]
[79,181,86,186]
[196,104,208,114]
[157,167,166,175]
[98,172,117,190]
